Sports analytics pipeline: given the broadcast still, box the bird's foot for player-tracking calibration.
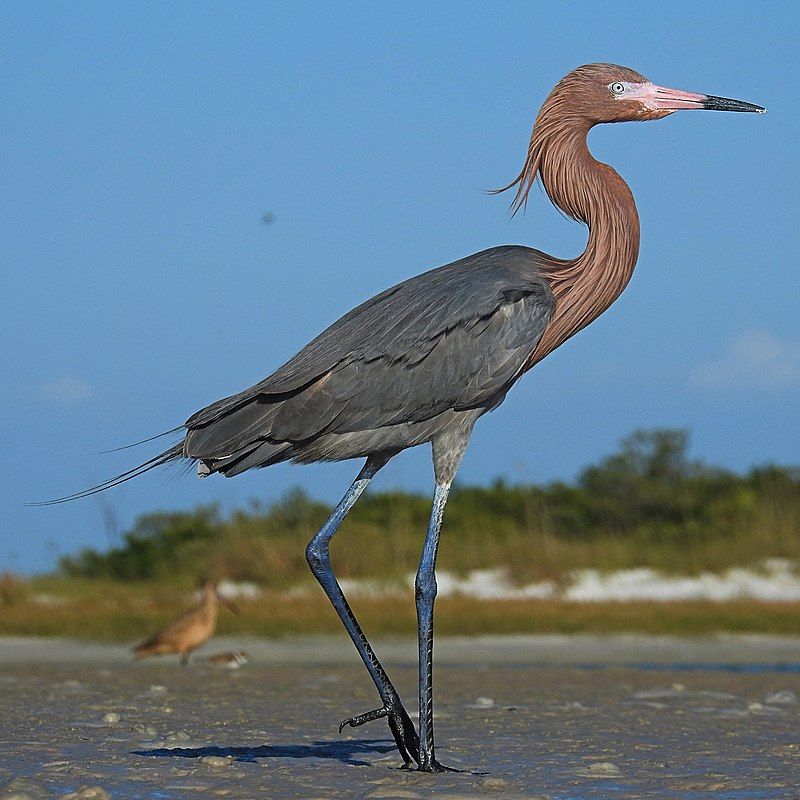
[339,702,420,767]
[417,756,459,773]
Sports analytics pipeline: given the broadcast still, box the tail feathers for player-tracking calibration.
[218,440,293,477]
[131,641,150,658]
[132,635,183,660]
[132,644,159,660]
[95,426,185,454]
[132,636,162,658]
[28,443,186,506]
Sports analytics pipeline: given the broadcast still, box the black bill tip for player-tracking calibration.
[702,95,766,113]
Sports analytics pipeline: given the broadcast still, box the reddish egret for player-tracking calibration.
[50,64,763,770]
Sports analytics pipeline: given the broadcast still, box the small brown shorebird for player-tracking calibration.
[132,580,239,665]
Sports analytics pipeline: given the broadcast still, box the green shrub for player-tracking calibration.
[57,429,800,584]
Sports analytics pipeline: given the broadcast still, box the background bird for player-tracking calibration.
[132,580,239,665]
[206,650,249,669]
[48,63,763,771]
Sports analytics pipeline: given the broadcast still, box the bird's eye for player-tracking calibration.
[610,82,626,96]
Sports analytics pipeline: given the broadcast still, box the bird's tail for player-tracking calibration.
[131,642,150,659]
[28,442,186,506]
[131,638,160,659]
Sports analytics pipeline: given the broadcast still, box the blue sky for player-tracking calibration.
[2,2,798,574]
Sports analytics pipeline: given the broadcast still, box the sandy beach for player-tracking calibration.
[2,635,800,799]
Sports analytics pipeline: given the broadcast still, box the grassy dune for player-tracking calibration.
[3,430,799,640]
[1,575,799,641]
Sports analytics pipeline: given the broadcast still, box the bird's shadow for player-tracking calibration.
[133,738,397,767]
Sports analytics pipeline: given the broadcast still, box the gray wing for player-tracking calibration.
[184,246,554,469]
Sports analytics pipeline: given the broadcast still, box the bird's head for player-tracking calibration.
[494,63,764,215]
[198,578,241,614]
[556,63,765,124]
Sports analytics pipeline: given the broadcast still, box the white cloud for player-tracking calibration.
[38,376,94,403]
[693,329,800,391]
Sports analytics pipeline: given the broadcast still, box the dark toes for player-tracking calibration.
[338,703,420,767]
[339,706,390,732]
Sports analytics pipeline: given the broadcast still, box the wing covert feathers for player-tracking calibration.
[185,246,554,473]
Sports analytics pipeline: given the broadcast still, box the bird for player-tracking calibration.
[206,650,250,669]
[132,580,240,665]
[45,64,763,771]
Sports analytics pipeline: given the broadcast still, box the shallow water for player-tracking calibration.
[1,636,799,799]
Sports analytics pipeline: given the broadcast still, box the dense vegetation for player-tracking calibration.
[59,429,800,588]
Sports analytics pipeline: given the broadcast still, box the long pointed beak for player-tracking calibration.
[215,590,241,616]
[648,85,765,113]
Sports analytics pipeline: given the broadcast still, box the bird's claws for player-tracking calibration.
[418,758,460,773]
[339,703,421,768]
[338,706,390,732]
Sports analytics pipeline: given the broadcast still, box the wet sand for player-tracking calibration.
[2,635,800,799]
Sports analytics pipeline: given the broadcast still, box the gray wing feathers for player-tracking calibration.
[212,440,292,477]
[184,246,554,469]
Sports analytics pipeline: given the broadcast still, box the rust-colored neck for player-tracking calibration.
[511,108,640,367]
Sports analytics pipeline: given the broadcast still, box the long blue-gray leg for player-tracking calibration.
[305,453,420,767]
[416,424,473,772]
[415,481,451,772]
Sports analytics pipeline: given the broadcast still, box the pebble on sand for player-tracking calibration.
[199,755,235,768]
[747,701,783,713]
[59,788,111,800]
[131,723,158,739]
[1,777,49,800]
[577,762,622,778]
[764,690,797,705]
[164,730,192,747]
[477,776,510,789]
[100,712,120,724]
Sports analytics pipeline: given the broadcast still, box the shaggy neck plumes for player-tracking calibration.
[503,87,641,367]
